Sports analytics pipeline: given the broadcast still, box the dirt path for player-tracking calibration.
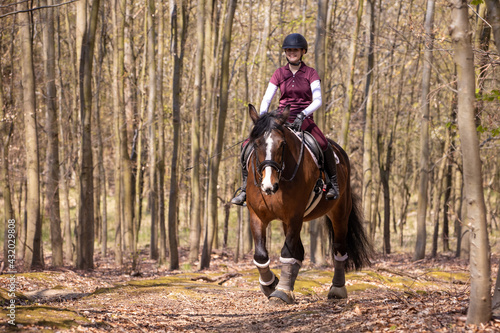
[1,253,499,332]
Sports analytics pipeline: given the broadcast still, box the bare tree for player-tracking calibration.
[18,0,44,270]
[1,38,15,263]
[414,0,435,261]
[41,0,63,267]
[450,0,491,324]
[485,0,500,52]
[189,0,206,263]
[77,0,100,270]
[362,0,376,238]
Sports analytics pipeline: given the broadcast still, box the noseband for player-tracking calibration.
[251,128,305,187]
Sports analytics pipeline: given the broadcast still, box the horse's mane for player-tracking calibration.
[249,110,285,142]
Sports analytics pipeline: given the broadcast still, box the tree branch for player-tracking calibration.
[0,0,80,19]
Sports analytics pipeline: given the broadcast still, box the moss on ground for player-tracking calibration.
[0,305,90,330]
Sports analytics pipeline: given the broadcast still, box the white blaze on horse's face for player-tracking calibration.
[261,131,277,195]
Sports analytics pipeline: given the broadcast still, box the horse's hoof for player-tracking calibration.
[260,277,279,297]
[328,285,347,299]
[269,289,295,304]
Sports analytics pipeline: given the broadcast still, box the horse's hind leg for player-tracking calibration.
[268,220,304,304]
[326,216,349,299]
[249,212,279,297]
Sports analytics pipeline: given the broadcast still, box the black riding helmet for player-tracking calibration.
[282,33,308,54]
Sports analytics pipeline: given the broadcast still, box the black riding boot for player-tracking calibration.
[231,167,247,205]
[324,144,340,200]
[231,143,251,206]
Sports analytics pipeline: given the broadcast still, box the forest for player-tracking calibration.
[1,0,500,330]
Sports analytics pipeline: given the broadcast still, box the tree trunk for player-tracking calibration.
[77,0,100,270]
[414,0,435,261]
[200,0,237,269]
[339,0,364,149]
[19,0,44,270]
[1,51,15,264]
[148,0,158,261]
[118,0,134,255]
[362,0,375,238]
[41,0,64,267]
[156,0,167,266]
[55,21,74,263]
[450,0,491,324]
[189,0,206,263]
[485,0,500,53]
[167,0,186,270]
[309,0,328,266]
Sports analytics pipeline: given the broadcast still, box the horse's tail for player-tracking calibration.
[326,192,373,271]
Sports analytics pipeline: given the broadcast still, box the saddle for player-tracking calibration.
[292,131,328,217]
[296,131,324,171]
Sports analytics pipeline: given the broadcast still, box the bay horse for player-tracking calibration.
[245,104,372,304]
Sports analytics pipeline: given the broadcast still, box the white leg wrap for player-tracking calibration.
[253,259,271,269]
[334,253,348,262]
[279,256,302,267]
[259,272,276,286]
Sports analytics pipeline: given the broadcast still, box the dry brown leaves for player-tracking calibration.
[1,250,499,332]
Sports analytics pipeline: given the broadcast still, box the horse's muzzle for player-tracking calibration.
[263,182,279,195]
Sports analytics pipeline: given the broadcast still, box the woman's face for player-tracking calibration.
[285,48,305,64]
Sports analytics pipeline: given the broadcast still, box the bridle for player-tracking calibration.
[251,127,305,187]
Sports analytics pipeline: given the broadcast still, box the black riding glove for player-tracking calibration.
[290,112,306,132]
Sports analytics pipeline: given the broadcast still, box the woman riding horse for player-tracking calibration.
[243,104,372,304]
[231,33,340,206]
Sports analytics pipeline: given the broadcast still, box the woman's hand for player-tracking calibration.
[290,112,306,131]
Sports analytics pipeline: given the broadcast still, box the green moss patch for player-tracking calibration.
[0,305,90,329]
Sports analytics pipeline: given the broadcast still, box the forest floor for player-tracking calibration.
[1,250,500,332]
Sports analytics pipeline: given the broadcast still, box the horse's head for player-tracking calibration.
[248,104,291,195]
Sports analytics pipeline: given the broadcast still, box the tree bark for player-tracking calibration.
[156,0,167,266]
[19,0,44,270]
[1,47,15,264]
[450,0,491,324]
[148,0,158,261]
[77,0,100,270]
[189,0,206,263]
[167,0,186,270]
[414,0,435,261]
[41,0,64,267]
[362,0,375,239]
[485,0,500,53]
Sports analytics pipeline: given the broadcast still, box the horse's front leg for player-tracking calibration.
[249,212,279,297]
[269,219,304,304]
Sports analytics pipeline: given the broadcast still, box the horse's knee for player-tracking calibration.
[333,242,347,257]
[253,252,269,265]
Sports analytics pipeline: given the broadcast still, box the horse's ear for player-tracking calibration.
[279,105,291,125]
[249,104,259,124]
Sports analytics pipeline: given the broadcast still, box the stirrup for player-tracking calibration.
[325,181,339,200]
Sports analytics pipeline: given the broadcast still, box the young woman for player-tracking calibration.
[231,33,339,205]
